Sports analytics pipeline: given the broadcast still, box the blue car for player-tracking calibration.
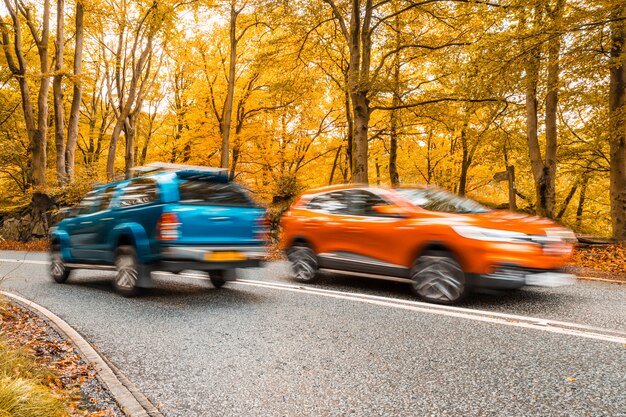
[49,163,269,296]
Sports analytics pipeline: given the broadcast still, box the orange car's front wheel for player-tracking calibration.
[287,245,319,283]
[411,250,467,305]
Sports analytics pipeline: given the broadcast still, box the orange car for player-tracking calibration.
[279,185,576,304]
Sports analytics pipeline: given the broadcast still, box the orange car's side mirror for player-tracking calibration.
[372,204,408,218]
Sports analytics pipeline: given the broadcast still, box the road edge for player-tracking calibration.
[576,276,626,284]
[0,290,163,417]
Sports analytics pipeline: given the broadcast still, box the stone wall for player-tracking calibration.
[0,193,61,242]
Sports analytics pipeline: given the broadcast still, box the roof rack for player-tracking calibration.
[131,162,228,177]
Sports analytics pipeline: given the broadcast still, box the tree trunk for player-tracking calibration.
[182,141,191,162]
[229,89,250,179]
[324,0,372,183]
[29,0,51,188]
[525,45,547,216]
[556,179,578,220]
[351,91,369,183]
[229,142,240,180]
[221,4,238,170]
[53,0,65,185]
[344,87,353,178]
[609,3,626,240]
[329,146,342,185]
[375,158,381,185]
[94,110,107,164]
[388,14,401,186]
[107,34,153,180]
[389,126,399,186]
[507,165,517,211]
[139,110,157,166]
[0,4,37,185]
[348,0,373,184]
[124,116,136,179]
[65,0,84,183]
[543,35,559,219]
[576,175,588,230]
[458,121,470,196]
[542,0,564,219]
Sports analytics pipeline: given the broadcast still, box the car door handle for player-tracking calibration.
[101,217,113,221]
[211,217,230,222]
[347,227,361,232]
[80,221,92,225]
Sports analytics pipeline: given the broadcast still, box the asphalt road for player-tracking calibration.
[1,251,625,417]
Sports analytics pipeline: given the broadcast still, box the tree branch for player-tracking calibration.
[371,97,503,112]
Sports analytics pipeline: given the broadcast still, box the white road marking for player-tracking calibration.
[233,279,626,345]
[0,258,49,265]
[3,258,626,344]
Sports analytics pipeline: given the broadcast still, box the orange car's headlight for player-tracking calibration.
[545,228,577,244]
[451,225,530,243]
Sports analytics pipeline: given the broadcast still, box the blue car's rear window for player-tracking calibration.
[178,180,254,207]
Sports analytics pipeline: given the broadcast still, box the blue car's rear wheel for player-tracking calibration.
[114,246,144,297]
[209,270,226,288]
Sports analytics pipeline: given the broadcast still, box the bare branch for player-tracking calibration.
[371,97,503,112]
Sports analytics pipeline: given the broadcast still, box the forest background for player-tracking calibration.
[1,0,625,240]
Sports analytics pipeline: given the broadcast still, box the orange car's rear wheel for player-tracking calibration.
[287,245,319,283]
[411,250,466,305]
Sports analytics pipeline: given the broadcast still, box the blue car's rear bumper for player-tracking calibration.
[156,244,268,273]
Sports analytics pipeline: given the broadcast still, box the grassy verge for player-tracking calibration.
[0,300,118,417]
[0,326,70,416]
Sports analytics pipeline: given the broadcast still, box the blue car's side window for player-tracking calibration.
[76,190,101,216]
[117,178,160,208]
[95,185,118,212]
[178,179,253,207]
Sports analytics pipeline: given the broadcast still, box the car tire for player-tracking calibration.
[113,245,144,297]
[411,250,467,305]
[209,270,226,288]
[49,244,71,283]
[287,244,319,283]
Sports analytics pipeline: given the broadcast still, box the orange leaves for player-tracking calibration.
[0,240,49,251]
[570,243,626,276]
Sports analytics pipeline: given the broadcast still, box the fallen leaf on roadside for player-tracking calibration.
[571,243,626,275]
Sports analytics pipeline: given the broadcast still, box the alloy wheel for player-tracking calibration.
[287,246,319,283]
[113,246,142,297]
[115,254,138,289]
[49,246,70,283]
[411,253,466,304]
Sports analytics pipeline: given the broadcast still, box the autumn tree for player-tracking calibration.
[608,1,626,240]
[1,0,50,187]
[105,0,170,180]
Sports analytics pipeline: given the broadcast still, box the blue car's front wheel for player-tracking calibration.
[49,244,71,283]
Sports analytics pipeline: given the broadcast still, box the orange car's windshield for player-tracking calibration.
[396,188,489,214]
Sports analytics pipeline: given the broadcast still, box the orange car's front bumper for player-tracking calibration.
[462,240,574,290]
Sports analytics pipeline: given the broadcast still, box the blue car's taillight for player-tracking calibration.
[158,212,181,241]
